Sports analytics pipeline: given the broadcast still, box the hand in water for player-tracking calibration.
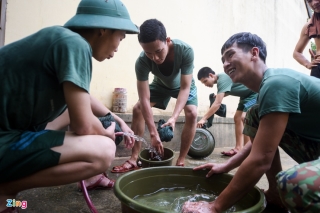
[149,148,162,161]
[182,201,217,213]
[150,135,164,157]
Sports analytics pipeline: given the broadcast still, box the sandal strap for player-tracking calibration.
[102,172,115,188]
[86,174,105,190]
[112,160,135,170]
[125,160,135,167]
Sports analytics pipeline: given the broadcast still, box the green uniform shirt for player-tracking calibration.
[135,39,194,89]
[0,26,92,152]
[217,73,255,98]
[258,68,320,142]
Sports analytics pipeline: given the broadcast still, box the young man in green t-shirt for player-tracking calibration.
[182,32,320,213]
[0,0,138,212]
[197,67,257,157]
[112,19,198,172]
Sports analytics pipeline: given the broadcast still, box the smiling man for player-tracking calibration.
[182,32,320,213]
[112,19,198,172]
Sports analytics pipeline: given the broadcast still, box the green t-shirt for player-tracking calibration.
[135,39,194,89]
[217,73,255,98]
[258,68,320,142]
[0,26,92,136]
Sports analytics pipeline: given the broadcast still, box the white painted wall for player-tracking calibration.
[4,0,310,117]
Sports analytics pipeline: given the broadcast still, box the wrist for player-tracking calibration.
[150,132,159,138]
[305,62,310,69]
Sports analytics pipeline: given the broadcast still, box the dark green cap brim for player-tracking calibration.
[64,14,139,34]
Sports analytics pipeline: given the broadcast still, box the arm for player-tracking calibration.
[193,141,252,177]
[89,95,134,148]
[293,23,320,69]
[213,112,289,212]
[163,74,193,130]
[63,82,114,139]
[197,93,225,128]
[137,80,163,154]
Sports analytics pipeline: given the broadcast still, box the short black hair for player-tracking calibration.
[197,67,215,80]
[138,19,167,43]
[221,32,267,63]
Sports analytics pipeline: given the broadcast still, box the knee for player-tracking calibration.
[185,108,197,123]
[241,114,246,123]
[234,114,242,124]
[132,102,142,115]
[94,138,116,170]
[276,165,320,212]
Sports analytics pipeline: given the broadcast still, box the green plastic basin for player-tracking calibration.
[137,147,174,168]
[114,167,266,213]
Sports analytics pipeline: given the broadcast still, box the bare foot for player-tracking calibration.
[221,148,239,157]
[176,157,185,167]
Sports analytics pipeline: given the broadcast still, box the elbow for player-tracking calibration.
[259,161,272,173]
[250,155,273,174]
[70,123,93,135]
[292,51,297,60]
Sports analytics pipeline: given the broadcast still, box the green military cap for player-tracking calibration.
[64,0,139,34]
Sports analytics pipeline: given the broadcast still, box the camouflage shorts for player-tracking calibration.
[244,105,320,212]
[277,159,320,213]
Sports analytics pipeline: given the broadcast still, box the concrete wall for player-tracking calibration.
[3,0,310,118]
[114,113,236,157]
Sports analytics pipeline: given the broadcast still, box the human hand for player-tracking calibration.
[150,135,164,156]
[197,119,206,128]
[119,125,135,149]
[307,48,320,69]
[182,201,217,213]
[193,163,228,178]
[161,117,176,131]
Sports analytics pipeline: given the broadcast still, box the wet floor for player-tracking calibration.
[17,147,296,213]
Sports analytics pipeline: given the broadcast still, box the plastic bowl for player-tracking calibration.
[114,167,266,213]
[137,147,174,168]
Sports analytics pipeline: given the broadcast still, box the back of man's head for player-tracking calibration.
[221,32,267,63]
[138,19,167,43]
[197,67,215,80]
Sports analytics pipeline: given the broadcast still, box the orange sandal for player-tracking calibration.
[111,160,140,173]
[77,173,115,191]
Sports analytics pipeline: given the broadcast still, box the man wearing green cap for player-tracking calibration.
[112,19,198,172]
[0,0,138,212]
[182,32,320,213]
